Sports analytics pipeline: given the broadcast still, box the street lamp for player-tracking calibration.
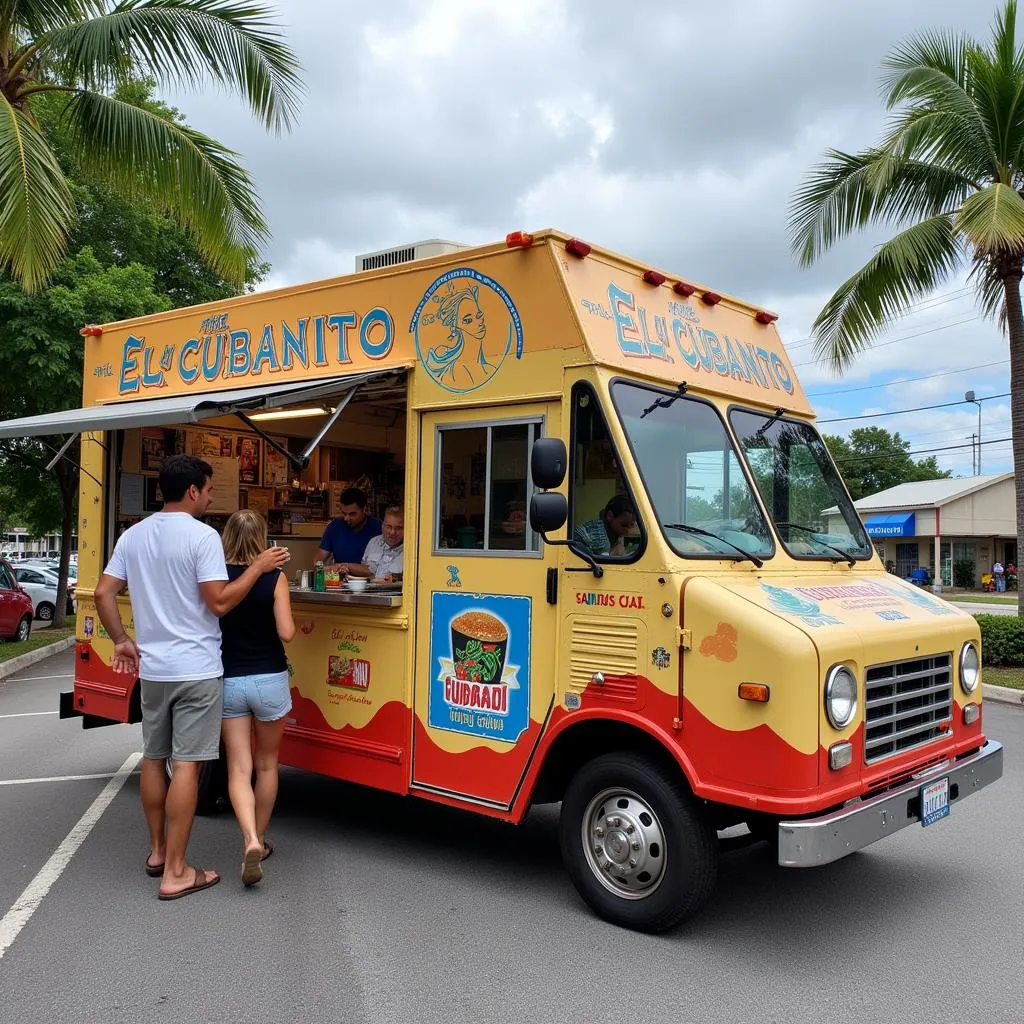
[965,390,982,474]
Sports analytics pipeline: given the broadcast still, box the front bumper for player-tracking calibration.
[777,740,1003,867]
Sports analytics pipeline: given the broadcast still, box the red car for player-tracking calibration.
[0,557,34,642]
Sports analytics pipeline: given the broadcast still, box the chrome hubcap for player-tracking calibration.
[581,787,667,899]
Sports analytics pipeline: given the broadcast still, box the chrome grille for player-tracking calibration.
[864,653,953,764]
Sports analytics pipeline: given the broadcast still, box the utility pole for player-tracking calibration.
[965,391,983,475]
[969,433,978,475]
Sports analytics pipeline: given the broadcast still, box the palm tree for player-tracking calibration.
[0,0,302,293]
[790,0,1024,614]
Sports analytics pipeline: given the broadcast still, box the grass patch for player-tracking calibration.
[985,666,1024,690]
[0,627,74,664]
[946,594,1019,606]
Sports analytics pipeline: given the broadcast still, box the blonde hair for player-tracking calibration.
[222,509,268,565]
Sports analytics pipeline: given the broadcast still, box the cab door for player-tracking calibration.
[0,562,19,635]
[411,405,560,809]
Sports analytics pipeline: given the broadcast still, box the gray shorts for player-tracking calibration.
[141,677,223,762]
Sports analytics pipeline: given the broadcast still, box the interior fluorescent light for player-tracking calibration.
[250,405,334,422]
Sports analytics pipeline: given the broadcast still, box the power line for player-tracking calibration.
[819,393,1010,424]
[793,316,981,368]
[785,287,974,351]
[832,434,1013,466]
[807,359,1008,398]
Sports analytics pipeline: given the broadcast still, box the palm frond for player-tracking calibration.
[881,28,970,99]
[66,90,267,286]
[954,182,1024,252]
[989,0,1019,74]
[40,0,303,133]
[1,1,103,37]
[967,254,1008,330]
[810,214,962,371]
[0,95,76,292]
[788,148,971,265]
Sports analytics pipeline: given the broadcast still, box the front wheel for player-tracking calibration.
[13,615,31,642]
[559,752,718,933]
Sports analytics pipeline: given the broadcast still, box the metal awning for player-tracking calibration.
[0,371,394,439]
[863,512,916,538]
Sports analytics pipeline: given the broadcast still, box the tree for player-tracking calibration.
[823,427,952,502]
[0,80,270,626]
[790,0,1024,612]
[0,0,301,292]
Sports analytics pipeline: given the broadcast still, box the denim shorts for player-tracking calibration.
[223,671,292,722]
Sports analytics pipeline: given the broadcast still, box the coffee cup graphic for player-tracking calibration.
[450,611,508,685]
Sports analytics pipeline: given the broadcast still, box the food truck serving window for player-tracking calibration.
[435,420,541,555]
[612,381,774,561]
[728,407,873,561]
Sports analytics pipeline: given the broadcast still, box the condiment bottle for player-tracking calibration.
[314,560,325,592]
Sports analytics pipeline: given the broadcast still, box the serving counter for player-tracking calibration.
[288,586,402,608]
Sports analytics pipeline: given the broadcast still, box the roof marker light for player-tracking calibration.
[80,325,103,337]
[565,238,592,259]
[755,310,779,324]
[701,291,722,306]
[643,269,667,286]
[506,231,534,248]
[673,281,696,297]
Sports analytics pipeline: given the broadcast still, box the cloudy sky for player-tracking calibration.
[171,0,1011,479]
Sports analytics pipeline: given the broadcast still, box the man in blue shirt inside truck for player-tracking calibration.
[314,487,381,573]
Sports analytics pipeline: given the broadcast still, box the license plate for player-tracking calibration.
[920,776,950,827]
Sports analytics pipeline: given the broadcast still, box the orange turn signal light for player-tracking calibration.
[738,682,770,703]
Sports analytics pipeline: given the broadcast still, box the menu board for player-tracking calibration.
[246,487,273,517]
[206,456,240,513]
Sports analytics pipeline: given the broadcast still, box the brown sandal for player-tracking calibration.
[260,839,274,862]
[158,866,220,901]
[242,845,264,887]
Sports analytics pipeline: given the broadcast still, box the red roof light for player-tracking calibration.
[755,310,779,324]
[643,269,667,286]
[565,238,592,259]
[672,282,695,297]
[701,291,722,306]
[506,231,534,248]
[80,325,103,337]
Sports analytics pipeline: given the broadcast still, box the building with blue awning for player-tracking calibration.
[824,473,1015,589]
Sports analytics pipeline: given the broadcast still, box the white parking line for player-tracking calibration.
[5,674,74,682]
[0,751,142,960]
[0,770,139,787]
[0,712,58,720]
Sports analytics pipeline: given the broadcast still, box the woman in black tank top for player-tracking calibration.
[220,510,295,887]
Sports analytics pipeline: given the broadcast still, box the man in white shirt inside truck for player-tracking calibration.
[94,455,289,900]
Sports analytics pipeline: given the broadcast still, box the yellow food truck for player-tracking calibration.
[0,228,1002,932]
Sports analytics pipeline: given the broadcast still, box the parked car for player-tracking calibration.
[0,558,34,641]
[11,565,75,621]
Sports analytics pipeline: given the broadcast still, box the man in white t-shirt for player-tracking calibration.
[94,454,289,900]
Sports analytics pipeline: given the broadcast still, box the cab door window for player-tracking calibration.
[569,384,643,561]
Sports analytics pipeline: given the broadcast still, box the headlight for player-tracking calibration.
[825,664,858,729]
[959,642,980,694]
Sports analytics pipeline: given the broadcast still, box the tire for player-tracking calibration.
[164,742,228,816]
[13,615,31,643]
[559,752,718,933]
[36,602,54,622]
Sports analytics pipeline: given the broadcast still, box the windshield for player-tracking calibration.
[728,408,873,561]
[612,382,774,560]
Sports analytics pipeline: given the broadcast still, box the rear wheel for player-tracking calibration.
[36,602,54,622]
[559,752,718,933]
[164,741,228,816]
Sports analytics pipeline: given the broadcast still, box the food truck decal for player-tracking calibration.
[410,267,524,393]
[429,592,531,743]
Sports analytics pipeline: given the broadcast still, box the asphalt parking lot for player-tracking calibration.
[1,648,1022,1024]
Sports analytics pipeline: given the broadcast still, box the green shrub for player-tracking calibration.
[953,559,976,589]
[976,614,1024,666]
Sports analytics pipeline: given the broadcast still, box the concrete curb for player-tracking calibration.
[983,682,1024,707]
[0,635,76,682]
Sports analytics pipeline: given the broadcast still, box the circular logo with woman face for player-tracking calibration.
[410,268,523,393]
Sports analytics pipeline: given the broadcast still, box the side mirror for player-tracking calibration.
[530,492,568,534]
[531,438,567,490]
